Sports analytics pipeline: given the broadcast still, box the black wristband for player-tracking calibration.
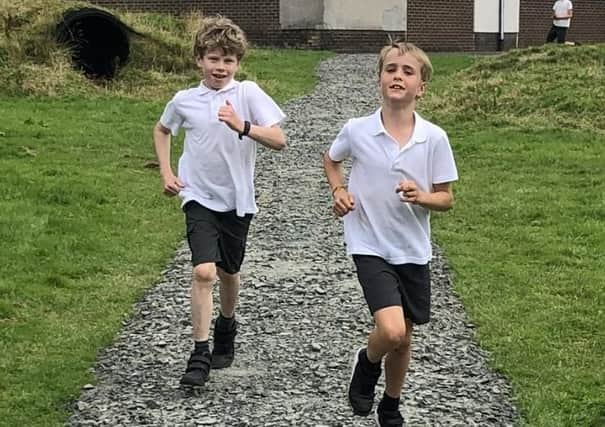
[238,120,251,140]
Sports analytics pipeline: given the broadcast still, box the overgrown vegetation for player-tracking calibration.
[0,0,324,102]
[424,44,605,132]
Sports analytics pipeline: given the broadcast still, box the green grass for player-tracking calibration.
[0,97,183,426]
[425,45,605,426]
[434,128,604,426]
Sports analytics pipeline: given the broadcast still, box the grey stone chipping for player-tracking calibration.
[68,54,519,427]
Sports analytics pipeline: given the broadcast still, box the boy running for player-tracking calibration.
[323,41,458,426]
[153,15,286,387]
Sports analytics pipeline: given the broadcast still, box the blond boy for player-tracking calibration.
[323,42,458,425]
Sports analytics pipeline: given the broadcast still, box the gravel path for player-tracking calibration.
[69,54,518,426]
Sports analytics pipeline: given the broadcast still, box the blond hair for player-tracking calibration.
[193,15,248,60]
[378,41,433,82]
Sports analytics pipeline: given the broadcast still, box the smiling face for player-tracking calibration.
[197,48,240,90]
[379,48,426,106]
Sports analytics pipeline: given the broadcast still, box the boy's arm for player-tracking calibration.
[323,151,355,217]
[218,100,286,150]
[397,180,454,212]
[247,123,286,151]
[153,122,184,196]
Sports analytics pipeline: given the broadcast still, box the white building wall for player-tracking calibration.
[474,0,519,32]
[280,0,406,30]
[323,0,406,30]
[280,0,324,29]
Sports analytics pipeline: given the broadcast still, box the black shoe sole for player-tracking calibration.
[179,379,206,387]
[351,406,372,417]
[210,355,234,369]
[180,372,208,387]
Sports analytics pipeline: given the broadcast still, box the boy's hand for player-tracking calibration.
[333,187,355,217]
[162,173,184,196]
[218,100,244,134]
[396,179,423,204]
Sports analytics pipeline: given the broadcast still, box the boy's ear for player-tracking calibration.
[414,82,426,99]
[416,81,427,99]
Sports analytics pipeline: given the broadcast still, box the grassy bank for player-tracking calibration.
[425,44,605,426]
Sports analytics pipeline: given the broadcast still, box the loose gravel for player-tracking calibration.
[68,54,519,426]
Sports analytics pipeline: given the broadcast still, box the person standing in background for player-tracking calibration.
[547,0,573,43]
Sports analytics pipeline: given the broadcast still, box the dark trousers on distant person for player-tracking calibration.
[546,25,568,43]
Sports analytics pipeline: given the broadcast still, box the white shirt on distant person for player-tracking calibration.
[553,0,573,28]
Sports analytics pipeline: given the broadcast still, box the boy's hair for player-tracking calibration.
[378,40,433,82]
[193,15,248,60]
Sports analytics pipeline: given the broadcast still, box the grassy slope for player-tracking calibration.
[425,45,605,426]
[0,97,183,425]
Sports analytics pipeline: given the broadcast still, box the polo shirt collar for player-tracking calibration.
[198,78,239,95]
[371,108,428,144]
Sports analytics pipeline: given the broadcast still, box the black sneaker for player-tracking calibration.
[211,315,237,369]
[180,351,211,387]
[348,347,381,416]
[375,399,404,426]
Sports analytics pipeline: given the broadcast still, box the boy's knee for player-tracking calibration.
[380,326,408,349]
[192,263,217,285]
[393,333,412,352]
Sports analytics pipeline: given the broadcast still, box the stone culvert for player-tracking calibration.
[55,7,136,79]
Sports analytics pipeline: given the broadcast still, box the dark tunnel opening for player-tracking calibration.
[56,8,131,80]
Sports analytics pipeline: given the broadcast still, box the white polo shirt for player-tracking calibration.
[553,0,573,28]
[328,109,458,265]
[160,79,285,217]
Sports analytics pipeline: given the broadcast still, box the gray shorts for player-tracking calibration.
[353,255,431,325]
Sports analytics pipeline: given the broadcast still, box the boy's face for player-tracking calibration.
[379,49,426,105]
[197,48,240,90]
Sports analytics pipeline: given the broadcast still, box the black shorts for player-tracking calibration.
[353,255,431,325]
[184,201,253,274]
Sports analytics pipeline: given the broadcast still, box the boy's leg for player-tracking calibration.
[349,306,408,417]
[367,306,407,364]
[217,267,240,318]
[349,256,408,416]
[191,262,217,341]
[557,27,568,43]
[383,317,413,398]
[546,25,557,43]
[369,307,411,427]
[180,262,216,386]
[180,202,221,386]
[211,268,240,369]
[210,210,252,369]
